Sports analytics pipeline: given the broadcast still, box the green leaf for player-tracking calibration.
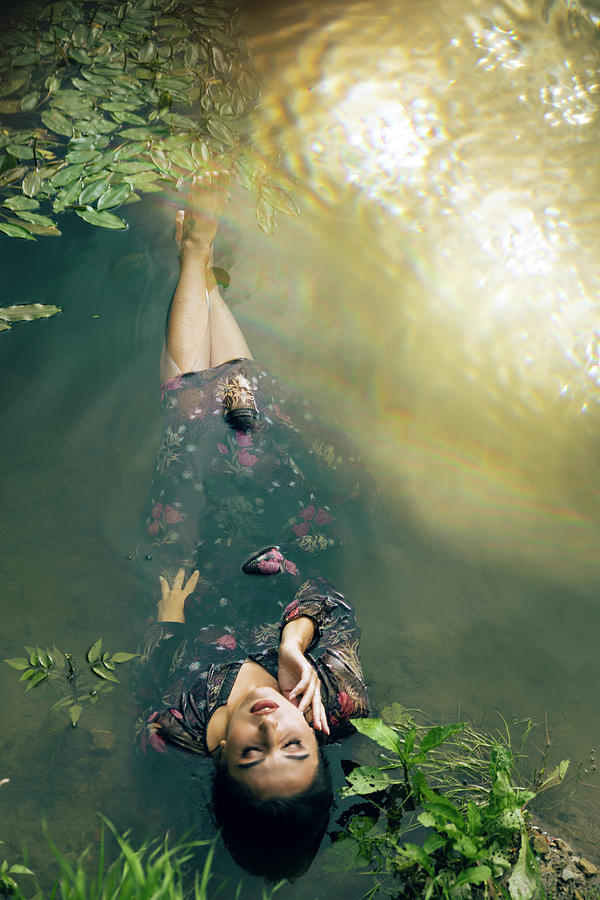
[4,657,31,671]
[398,843,433,875]
[206,117,236,146]
[20,91,40,112]
[91,665,120,683]
[53,180,82,212]
[350,717,404,754]
[2,194,36,214]
[8,865,34,876]
[260,185,300,217]
[0,302,60,324]
[19,668,37,681]
[423,832,446,854]
[118,127,165,141]
[536,760,570,795]
[419,723,465,754]
[65,149,101,165]
[169,147,195,172]
[0,222,35,240]
[25,671,48,690]
[84,149,116,175]
[50,164,84,188]
[138,40,157,63]
[6,145,35,160]
[97,183,132,210]
[69,704,83,727]
[455,865,492,888]
[79,179,110,205]
[87,638,103,664]
[14,211,57,228]
[111,651,138,663]
[41,109,73,137]
[508,829,543,900]
[22,169,43,197]
[341,765,391,797]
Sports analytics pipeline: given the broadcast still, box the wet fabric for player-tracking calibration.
[132,359,376,755]
[132,576,370,755]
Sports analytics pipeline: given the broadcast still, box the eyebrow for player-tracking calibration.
[237,753,310,769]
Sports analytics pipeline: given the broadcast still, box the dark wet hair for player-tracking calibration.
[211,748,333,880]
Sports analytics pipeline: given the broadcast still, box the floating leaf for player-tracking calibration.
[0,303,60,324]
[87,638,103,664]
[14,210,57,227]
[69,704,83,727]
[0,73,28,97]
[53,180,82,212]
[76,206,127,229]
[20,91,40,112]
[118,127,166,141]
[41,109,73,137]
[97,183,132,210]
[6,145,35,160]
[0,222,35,240]
[91,664,120,682]
[45,75,61,93]
[79,179,110,205]
[4,657,30,671]
[341,766,391,797]
[22,169,43,197]
[66,149,101,165]
[85,150,116,175]
[3,196,39,211]
[25,671,48,690]
[255,196,275,235]
[206,117,236,146]
[138,40,157,64]
[260,185,300,217]
[0,166,28,188]
[50,164,84,188]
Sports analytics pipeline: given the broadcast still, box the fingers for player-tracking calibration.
[158,575,170,602]
[173,567,185,591]
[184,569,200,596]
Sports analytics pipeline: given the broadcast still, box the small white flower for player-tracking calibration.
[219,597,229,607]
[289,481,295,486]
[271,481,280,488]
[186,444,197,453]
[189,661,201,672]
[182,470,193,480]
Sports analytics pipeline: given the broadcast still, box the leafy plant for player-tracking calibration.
[335,710,570,899]
[4,638,137,727]
[0,302,61,331]
[0,0,300,242]
[2,815,285,900]
[0,778,34,897]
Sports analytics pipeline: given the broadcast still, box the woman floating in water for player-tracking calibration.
[132,172,376,879]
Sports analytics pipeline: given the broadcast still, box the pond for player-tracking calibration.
[1,0,600,895]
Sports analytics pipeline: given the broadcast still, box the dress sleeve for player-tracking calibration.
[131,622,208,756]
[279,577,370,734]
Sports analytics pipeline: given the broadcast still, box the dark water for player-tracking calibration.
[2,0,600,895]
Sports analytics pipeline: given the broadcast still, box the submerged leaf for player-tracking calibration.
[341,765,392,797]
[14,210,57,227]
[110,651,138,663]
[22,169,43,197]
[260,185,300,217]
[69,704,83,727]
[2,196,39,211]
[4,658,31,671]
[87,638,103,664]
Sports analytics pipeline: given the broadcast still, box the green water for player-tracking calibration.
[2,0,600,894]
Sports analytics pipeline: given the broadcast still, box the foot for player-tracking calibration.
[175,170,230,261]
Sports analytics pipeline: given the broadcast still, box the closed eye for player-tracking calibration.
[284,739,302,749]
[241,745,262,757]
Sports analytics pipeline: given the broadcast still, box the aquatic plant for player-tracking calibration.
[0,302,61,331]
[0,0,300,241]
[334,707,570,899]
[4,638,137,727]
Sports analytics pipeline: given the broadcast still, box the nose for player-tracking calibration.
[258,715,279,741]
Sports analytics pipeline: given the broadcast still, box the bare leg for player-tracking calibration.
[206,266,253,367]
[162,171,227,380]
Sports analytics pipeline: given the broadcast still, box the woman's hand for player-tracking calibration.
[157,568,199,623]
[278,626,329,734]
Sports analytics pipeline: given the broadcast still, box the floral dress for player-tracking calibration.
[132,576,370,754]
[133,359,375,753]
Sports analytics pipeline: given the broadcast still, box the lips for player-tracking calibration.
[250,700,279,714]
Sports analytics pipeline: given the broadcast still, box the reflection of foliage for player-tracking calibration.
[4,638,137,727]
[0,302,61,331]
[0,0,300,241]
[334,708,571,899]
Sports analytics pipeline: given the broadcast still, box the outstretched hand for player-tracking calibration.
[157,568,199,623]
[278,639,329,735]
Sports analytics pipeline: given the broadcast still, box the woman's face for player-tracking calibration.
[222,686,319,800]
